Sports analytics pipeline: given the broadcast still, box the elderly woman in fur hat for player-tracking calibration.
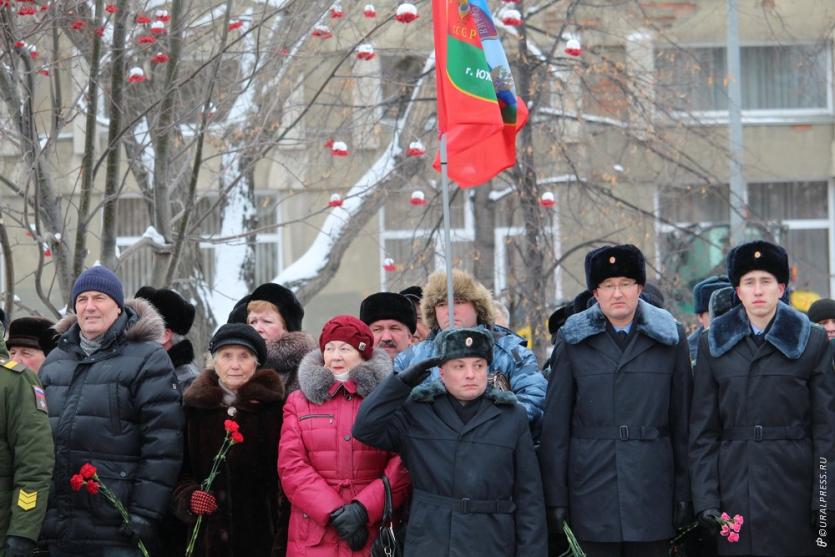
[278,315,410,557]
[228,282,316,394]
[172,323,285,557]
[354,328,548,557]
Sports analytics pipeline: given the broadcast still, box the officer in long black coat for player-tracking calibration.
[690,240,835,556]
[353,327,547,557]
[540,245,693,557]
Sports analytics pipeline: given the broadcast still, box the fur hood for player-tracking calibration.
[184,367,285,410]
[409,380,518,406]
[421,269,496,331]
[53,297,165,344]
[561,298,680,346]
[708,301,810,360]
[297,348,392,404]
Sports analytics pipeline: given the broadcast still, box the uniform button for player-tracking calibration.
[344,434,351,441]
[120,472,126,478]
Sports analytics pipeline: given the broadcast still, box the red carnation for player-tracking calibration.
[224,419,239,433]
[230,431,244,444]
[85,480,100,494]
[70,474,85,492]
[80,463,97,480]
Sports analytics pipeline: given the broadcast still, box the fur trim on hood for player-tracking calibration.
[409,380,518,406]
[561,298,680,346]
[708,301,810,360]
[297,348,392,405]
[53,297,165,344]
[421,269,496,331]
[184,367,285,410]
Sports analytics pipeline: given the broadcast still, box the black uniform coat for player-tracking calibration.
[172,368,285,557]
[352,375,547,557]
[539,299,692,542]
[690,302,835,556]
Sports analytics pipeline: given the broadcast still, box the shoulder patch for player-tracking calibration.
[32,385,48,413]
[2,359,26,373]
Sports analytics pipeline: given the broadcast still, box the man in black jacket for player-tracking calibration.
[690,241,835,556]
[39,266,184,557]
[540,244,692,557]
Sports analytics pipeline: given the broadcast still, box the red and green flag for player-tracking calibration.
[432,0,528,188]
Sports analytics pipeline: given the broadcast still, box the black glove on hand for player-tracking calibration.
[398,357,442,387]
[674,500,694,530]
[119,515,158,550]
[3,536,35,557]
[346,525,369,551]
[697,508,722,534]
[329,501,369,540]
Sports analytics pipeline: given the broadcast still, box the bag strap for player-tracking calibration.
[381,474,394,525]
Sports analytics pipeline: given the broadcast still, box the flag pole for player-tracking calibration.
[440,133,455,326]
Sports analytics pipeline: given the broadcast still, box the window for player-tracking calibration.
[655,43,830,114]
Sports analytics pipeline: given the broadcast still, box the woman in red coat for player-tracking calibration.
[278,315,410,556]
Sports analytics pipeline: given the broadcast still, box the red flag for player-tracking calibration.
[432,0,528,188]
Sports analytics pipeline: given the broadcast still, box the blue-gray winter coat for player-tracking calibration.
[353,375,547,557]
[539,299,692,543]
[394,325,547,429]
[690,302,835,556]
[39,298,184,551]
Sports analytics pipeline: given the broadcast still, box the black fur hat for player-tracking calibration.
[727,240,789,286]
[640,282,665,309]
[708,286,737,321]
[692,275,731,314]
[135,286,196,335]
[227,282,304,332]
[585,244,646,291]
[7,317,57,355]
[209,323,267,366]
[572,290,595,314]
[808,298,835,324]
[548,303,573,337]
[399,286,423,303]
[360,292,417,333]
[434,327,493,364]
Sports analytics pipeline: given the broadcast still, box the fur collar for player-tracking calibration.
[409,380,518,406]
[53,297,165,347]
[168,338,195,368]
[561,298,679,346]
[708,301,810,359]
[184,367,285,410]
[296,348,392,404]
[265,331,316,374]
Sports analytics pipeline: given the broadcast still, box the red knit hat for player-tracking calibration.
[319,315,374,360]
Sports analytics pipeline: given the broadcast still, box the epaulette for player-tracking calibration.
[0,359,27,373]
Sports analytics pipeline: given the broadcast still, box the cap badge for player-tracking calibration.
[358,342,367,351]
[609,256,616,264]
[465,337,473,347]
[754,250,762,259]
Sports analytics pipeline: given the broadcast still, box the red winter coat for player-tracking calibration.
[278,349,410,557]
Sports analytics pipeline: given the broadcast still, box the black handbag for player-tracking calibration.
[371,475,405,557]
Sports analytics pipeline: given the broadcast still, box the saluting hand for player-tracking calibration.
[398,357,442,387]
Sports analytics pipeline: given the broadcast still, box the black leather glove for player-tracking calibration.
[346,525,369,551]
[674,500,694,530]
[329,501,369,540]
[697,508,722,534]
[119,515,158,551]
[398,357,442,387]
[3,536,35,557]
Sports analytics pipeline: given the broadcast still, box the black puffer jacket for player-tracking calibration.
[39,298,185,550]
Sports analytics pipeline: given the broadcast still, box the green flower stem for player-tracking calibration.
[93,474,150,557]
[558,522,586,557]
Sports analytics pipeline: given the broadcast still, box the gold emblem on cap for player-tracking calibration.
[358,342,367,351]
[754,250,762,259]
[465,337,473,347]
[609,256,616,264]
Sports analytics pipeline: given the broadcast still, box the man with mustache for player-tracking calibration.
[360,292,416,360]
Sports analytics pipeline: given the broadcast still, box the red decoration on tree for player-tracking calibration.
[328,193,344,207]
[499,8,521,26]
[38,66,49,76]
[410,191,427,206]
[331,141,349,156]
[95,25,105,37]
[538,191,556,208]
[14,41,25,49]
[127,67,146,83]
[565,37,582,57]
[71,19,86,30]
[394,3,418,23]
[324,138,335,149]
[154,9,170,22]
[105,4,117,13]
[311,24,332,39]
[228,20,243,31]
[135,13,151,24]
[151,52,169,64]
[17,6,36,15]
[363,4,376,17]
[149,21,166,34]
[406,140,425,157]
[383,258,397,272]
[42,243,52,257]
[356,43,375,61]
[329,3,344,18]
[27,45,38,59]
[138,35,156,44]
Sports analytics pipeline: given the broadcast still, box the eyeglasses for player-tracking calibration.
[597,281,638,294]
